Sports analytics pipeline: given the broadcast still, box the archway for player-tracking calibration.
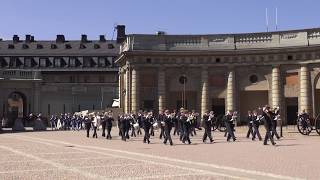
[7,92,27,127]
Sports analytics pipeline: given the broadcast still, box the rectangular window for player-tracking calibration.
[70,57,76,67]
[24,58,32,68]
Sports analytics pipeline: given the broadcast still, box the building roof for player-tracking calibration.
[0,38,120,56]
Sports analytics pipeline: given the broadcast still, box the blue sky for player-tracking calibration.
[1,0,319,40]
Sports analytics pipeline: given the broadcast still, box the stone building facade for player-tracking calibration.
[116,28,320,125]
[0,26,125,127]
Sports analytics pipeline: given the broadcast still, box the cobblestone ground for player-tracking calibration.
[0,126,319,180]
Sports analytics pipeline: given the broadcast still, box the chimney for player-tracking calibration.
[99,35,106,42]
[81,34,88,43]
[13,35,20,43]
[31,36,35,42]
[116,25,126,43]
[25,34,31,43]
[56,35,65,43]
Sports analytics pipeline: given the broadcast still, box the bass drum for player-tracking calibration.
[153,122,159,130]
[315,117,320,136]
[133,123,139,130]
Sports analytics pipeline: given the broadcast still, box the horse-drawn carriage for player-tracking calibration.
[297,113,320,135]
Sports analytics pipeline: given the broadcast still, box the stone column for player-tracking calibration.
[201,67,209,117]
[124,69,130,113]
[226,69,236,112]
[158,69,166,111]
[33,82,41,114]
[300,65,312,114]
[271,66,282,108]
[131,67,139,113]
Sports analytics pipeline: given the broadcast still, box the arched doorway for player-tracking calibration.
[7,92,27,127]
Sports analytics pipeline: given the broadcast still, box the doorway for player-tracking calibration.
[7,92,27,127]
[286,97,298,125]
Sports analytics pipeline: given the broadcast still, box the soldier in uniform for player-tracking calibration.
[224,111,236,142]
[105,111,114,139]
[84,114,92,138]
[271,107,281,140]
[262,106,276,145]
[252,110,262,141]
[158,110,165,139]
[246,111,254,138]
[92,114,98,138]
[202,110,214,143]
[163,110,173,145]
[142,112,153,144]
[49,115,56,131]
[181,110,192,144]
[137,111,143,135]
[100,112,106,137]
[172,110,180,136]
[129,112,137,137]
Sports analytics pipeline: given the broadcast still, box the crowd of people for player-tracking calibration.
[45,105,289,146]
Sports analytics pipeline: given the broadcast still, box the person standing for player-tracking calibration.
[202,111,214,143]
[106,111,114,140]
[262,106,276,145]
[142,112,152,144]
[224,111,236,142]
[84,115,91,138]
[158,110,165,139]
[252,110,262,141]
[163,110,174,145]
[181,110,191,144]
[100,112,106,137]
[92,114,98,138]
[246,111,254,138]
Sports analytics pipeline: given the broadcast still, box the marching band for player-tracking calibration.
[45,105,285,146]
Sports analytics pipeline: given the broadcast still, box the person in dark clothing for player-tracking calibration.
[252,110,262,141]
[100,112,106,137]
[84,115,92,138]
[105,111,114,140]
[181,111,191,144]
[143,112,154,144]
[202,111,214,143]
[271,107,281,140]
[158,110,165,139]
[246,111,254,138]
[163,110,174,145]
[262,106,276,146]
[224,111,236,142]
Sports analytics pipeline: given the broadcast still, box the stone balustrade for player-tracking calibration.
[121,28,320,52]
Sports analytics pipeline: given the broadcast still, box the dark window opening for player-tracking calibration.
[146,58,152,63]
[215,58,221,63]
[249,75,258,83]
[287,55,293,60]
[65,44,72,49]
[107,44,114,49]
[22,44,29,49]
[179,75,188,84]
[80,44,86,49]
[51,44,57,49]
[8,44,14,49]
[37,44,43,49]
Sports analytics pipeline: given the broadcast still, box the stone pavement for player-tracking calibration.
[0,126,319,180]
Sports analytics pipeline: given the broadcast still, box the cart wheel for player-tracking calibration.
[297,118,312,135]
[315,118,320,136]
